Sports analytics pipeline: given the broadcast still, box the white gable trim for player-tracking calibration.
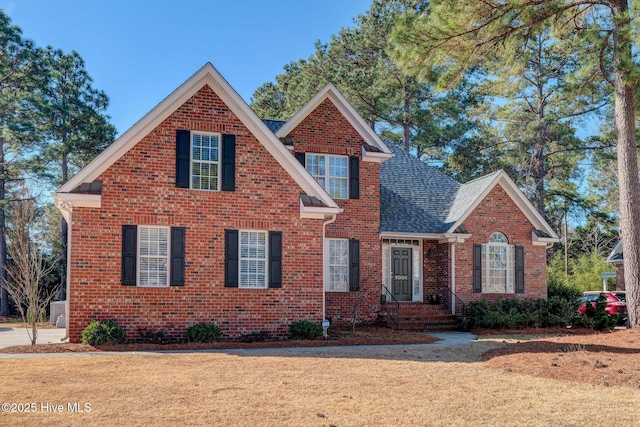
[56,63,338,211]
[275,83,393,159]
[606,239,623,264]
[446,171,559,241]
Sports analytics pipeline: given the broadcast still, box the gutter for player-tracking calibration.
[322,214,337,325]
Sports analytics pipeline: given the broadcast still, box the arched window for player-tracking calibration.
[481,232,515,293]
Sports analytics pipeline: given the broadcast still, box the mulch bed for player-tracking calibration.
[0,325,440,354]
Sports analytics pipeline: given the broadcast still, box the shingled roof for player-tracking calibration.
[380,143,499,234]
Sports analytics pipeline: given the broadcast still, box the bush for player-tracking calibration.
[185,323,223,342]
[81,319,126,345]
[548,281,581,306]
[466,294,579,330]
[577,294,619,331]
[289,320,323,340]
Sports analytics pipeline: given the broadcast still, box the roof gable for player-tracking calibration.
[607,239,623,264]
[56,63,339,212]
[275,84,392,158]
[446,171,559,240]
[380,143,559,241]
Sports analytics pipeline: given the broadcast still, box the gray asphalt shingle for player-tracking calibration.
[381,143,498,234]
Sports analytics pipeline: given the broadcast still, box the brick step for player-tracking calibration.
[379,305,460,332]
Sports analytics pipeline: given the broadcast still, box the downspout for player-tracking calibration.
[58,202,72,342]
[322,214,337,323]
[450,236,459,316]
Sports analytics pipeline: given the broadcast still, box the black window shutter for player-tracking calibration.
[221,134,236,191]
[269,231,282,288]
[170,227,186,286]
[224,229,239,287]
[473,244,482,293]
[515,246,525,293]
[349,239,360,291]
[295,152,305,167]
[349,156,359,199]
[121,225,137,286]
[176,130,190,188]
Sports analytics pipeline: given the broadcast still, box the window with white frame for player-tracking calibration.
[240,230,267,288]
[327,238,349,291]
[482,232,515,293]
[191,132,220,190]
[306,154,348,199]
[138,226,169,287]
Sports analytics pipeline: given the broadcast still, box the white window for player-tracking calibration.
[191,132,220,190]
[240,230,267,288]
[138,226,169,287]
[306,154,348,199]
[482,232,515,293]
[327,238,349,291]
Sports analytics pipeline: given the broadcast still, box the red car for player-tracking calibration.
[579,291,627,320]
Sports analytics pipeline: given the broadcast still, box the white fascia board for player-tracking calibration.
[276,84,392,155]
[362,146,394,163]
[446,171,559,240]
[300,199,342,219]
[381,232,470,243]
[606,239,623,263]
[53,192,101,209]
[57,63,337,210]
[438,234,471,244]
[532,230,560,246]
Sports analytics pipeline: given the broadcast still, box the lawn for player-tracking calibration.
[1,329,639,426]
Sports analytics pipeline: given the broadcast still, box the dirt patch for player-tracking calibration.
[481,327,640,389]
[0,324,440,354]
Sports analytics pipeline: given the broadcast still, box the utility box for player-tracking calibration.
[50,301,66,326]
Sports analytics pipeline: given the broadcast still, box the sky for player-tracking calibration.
[1,0,372,136]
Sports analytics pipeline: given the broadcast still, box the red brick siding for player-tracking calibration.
[286,98,382,325]
[422,241,450,302]
[454,185,548,303]
[68,85,326,342]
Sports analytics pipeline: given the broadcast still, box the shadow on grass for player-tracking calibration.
[482,340,640,362]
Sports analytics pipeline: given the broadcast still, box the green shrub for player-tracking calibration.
[577,294,619,331]
[289,320,323,340]
[81,319,126,345]
[185,323,223,342]
[26,307,47,324]
[548,282,581,306]
[467,293,580,330]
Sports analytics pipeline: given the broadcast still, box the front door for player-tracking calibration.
[391,248,412,301]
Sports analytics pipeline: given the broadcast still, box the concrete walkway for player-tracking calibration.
[0,326,67,349]
[0,328,477,359]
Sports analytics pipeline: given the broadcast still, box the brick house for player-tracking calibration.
[54,63,558,342]
[606,240,625,291]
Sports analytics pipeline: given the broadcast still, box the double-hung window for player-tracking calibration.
[239,230,267,289]
[327,238,349,291]
[481,232,515,293]
[191,132,220,190]
[138,226,169,287]
[306,154,348,199]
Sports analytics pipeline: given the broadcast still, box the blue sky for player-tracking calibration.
[2,0,372,136]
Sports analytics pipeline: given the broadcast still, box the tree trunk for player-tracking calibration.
[0,137,8,316]
[403,82,411,152]
[59,153,69,301]
[612,0,640,327]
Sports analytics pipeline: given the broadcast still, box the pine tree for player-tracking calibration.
[392,0,640,327]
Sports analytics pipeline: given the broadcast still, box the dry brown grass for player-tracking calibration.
[1,336,639,426]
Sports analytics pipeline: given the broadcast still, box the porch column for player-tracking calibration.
[450,242,456,315]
